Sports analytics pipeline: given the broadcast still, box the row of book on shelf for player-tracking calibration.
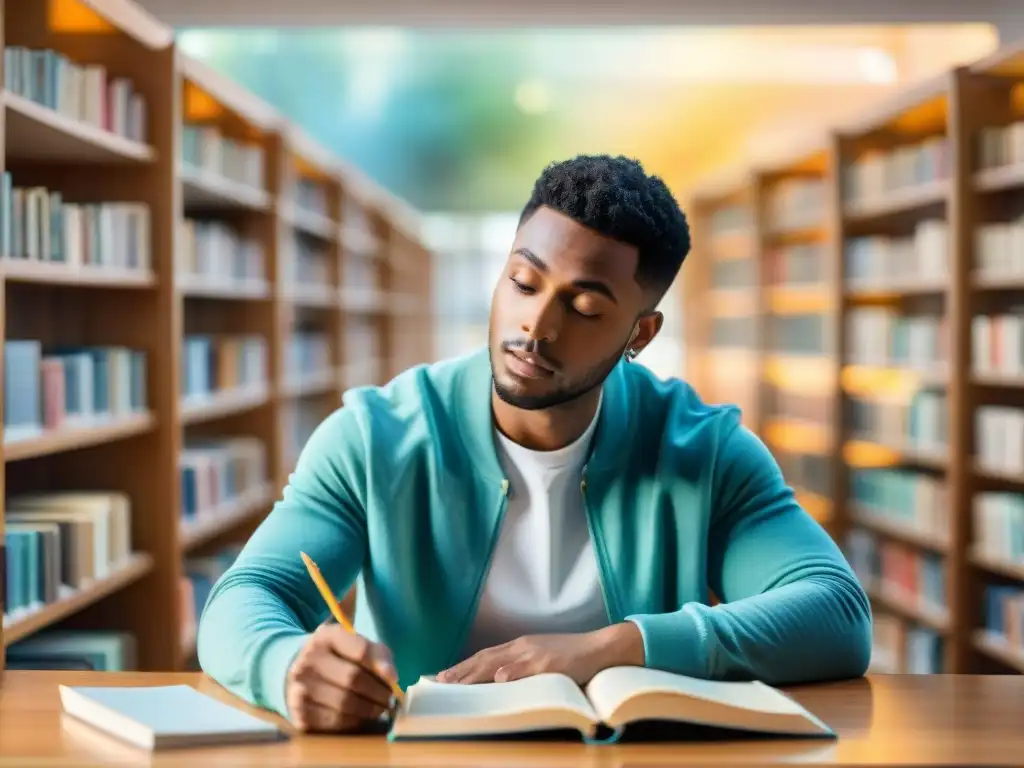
[4,341,147,441]
[0,174,152,270]
[5,542,244,672]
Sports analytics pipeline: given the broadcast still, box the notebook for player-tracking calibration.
[58,684,286,750]
[389,666,834,743]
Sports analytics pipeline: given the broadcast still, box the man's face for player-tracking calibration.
[488,205,655,411]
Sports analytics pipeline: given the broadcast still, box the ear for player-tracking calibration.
[628,312,663,357]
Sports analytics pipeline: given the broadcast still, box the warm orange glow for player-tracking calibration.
[765,418,831,455]
[710,289,754,317]
[49,0,116,34]
[293,153,332,183]
[763,355,835,394]
[183,81,223,122]
[889,94,948,137]
[794,488,832,522]
[767,286,831,314]
[844,439,902,468]
[841,364,937,399]
[709,232,754,261]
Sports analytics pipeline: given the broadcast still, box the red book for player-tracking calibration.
[40,357,66,430]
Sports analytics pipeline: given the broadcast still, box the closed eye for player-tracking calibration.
[510,277,536,294]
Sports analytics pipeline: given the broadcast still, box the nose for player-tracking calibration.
[521,295,562,344]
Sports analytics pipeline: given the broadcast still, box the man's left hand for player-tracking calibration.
[436,622,646,685]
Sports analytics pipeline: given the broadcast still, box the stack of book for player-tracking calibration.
[3,491,134,617]
[3,46,147,143]
[285,331,331,385]
[3,341,147,441]
[766,178,826,232]
[976,406,1024,476]
[178,437,267,523]
[180,544,244,658]
[849,468,949,540]
[177,218,265,285]
[180,335,267,402]
[292,179,329,218]
[846,392,948,454]
[844,221,949,289]
[846,308,948,372]
[973,312,1024,377]
[845,527,948,618]
[0,174,151,270]
[842,137,950,204]
[974,492,1024,563]
[180,124,264,189]
[5,630,137,671]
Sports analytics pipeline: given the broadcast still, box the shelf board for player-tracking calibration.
[843,179,947,222]
[178,277,271,300]
[845,278,948,301]
[970,548,1024,581]
[179,165,271,211]
[973,630,1024,673]
[972,372,1024,388]
[974,463,1024,486]
[850,505,948,553]
[974,163,1024,193]
[5,91,155,164]
[973,274,1024,291]
[180,385,270,425]
[843,439,947,471]
[1,260,156,288]
[3,412,155,462]
[281,283,337,308]
[339,288,388,313]
[764,418,831,455]
[281,369,340,399]
[180,483,274,551]
[3,553,154,646]
[285,206,336,241]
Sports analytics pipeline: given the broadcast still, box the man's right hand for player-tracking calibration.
[285,623,398,733]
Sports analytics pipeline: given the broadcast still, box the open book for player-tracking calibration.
[389,666,834,743]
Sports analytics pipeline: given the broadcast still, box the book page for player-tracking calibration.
[403,674,597,722]
[586,666,809,723]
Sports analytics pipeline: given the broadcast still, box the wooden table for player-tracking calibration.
[1,671,1022,766]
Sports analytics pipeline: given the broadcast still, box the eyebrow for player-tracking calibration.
[512,247,618,304]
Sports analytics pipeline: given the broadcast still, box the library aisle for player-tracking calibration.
[686,40,1024,677]
[0,0,434,674]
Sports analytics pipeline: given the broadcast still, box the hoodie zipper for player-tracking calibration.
[445,478,511,668]
[581,467,618,623]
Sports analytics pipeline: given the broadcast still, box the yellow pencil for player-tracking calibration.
[299,551,405,704]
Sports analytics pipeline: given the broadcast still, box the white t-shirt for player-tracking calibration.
[461,400,609,656]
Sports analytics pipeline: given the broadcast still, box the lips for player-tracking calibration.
[505,349,555,379]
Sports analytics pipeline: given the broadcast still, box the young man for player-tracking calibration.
[198,155,872,733]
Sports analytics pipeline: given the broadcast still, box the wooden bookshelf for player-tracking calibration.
[685,40,1024,675]
[0,0,435,676]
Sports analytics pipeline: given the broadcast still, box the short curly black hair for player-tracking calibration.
[518,154,691,300]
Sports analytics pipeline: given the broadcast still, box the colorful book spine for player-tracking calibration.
[180,124,264,189]
[3,342,146,440]
[284,230,332,286]
[3,491,133,619]
[4,630,137,671]
[980,583,1024,656]
[178,437,267,522]
[765,177,825,232]
[0,174,151,269]
[972,313,1024,377]
[974,492,1024,563]
[180,545,244,662]
[845,220,948,287]
[846,308,948,371]
[763,242,826,287]
[846,391,948,453]
[180,335,267,400]
[176,218,265,283]
[842,136,950,203]
[849,468,948,539]
[977,121,1024,170]
[3,47,146,142]
[976,406,1024,476]
[292,178,330,218]
[285,331,332,383]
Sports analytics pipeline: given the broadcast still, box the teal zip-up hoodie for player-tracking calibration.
[197,348,872,718]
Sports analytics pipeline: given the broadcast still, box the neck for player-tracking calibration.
[491,387,602,452]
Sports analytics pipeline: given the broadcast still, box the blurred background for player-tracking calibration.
[2,0,1023,684]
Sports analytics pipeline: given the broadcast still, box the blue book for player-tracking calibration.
[59,684,285,750]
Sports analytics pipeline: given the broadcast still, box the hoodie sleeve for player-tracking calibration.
[196,407,369,718]
[627,419,873,685]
